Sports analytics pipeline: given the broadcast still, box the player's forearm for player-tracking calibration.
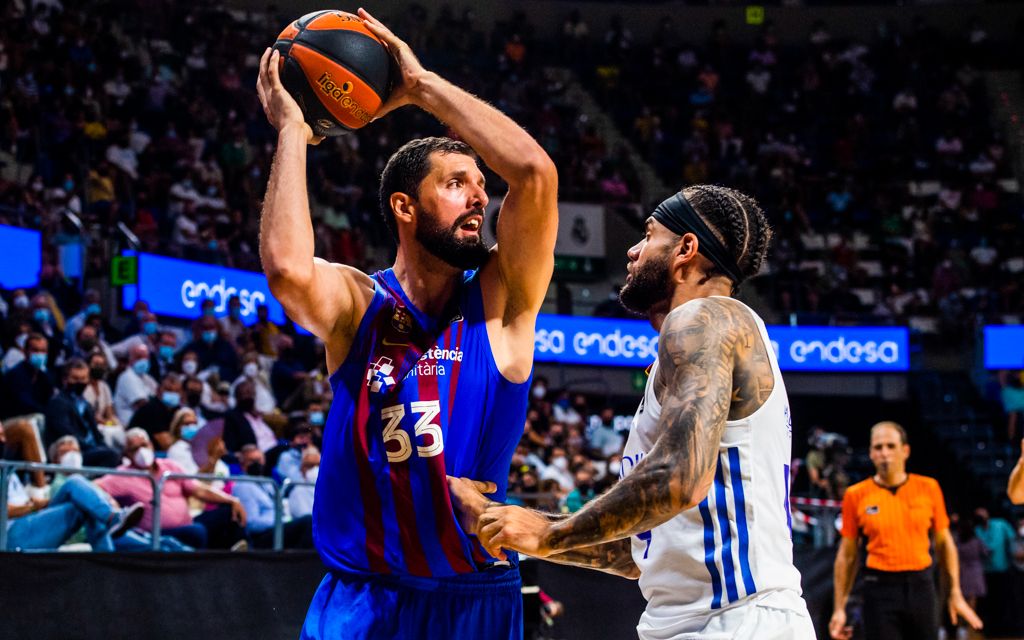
[259,125,315,285]
[412,72,555,186]
[1008,457,1024,504]
[545,538,640,579]
[543,463,689,553]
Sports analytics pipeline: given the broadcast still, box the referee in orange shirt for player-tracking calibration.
[829,422,982,640]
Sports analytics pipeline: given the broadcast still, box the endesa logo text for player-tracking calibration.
[122,252,287,326]
[533,315,909,371]
[769,327,908,371]
[535,315,659,368]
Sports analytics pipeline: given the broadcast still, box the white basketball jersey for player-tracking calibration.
[621,297,810,638]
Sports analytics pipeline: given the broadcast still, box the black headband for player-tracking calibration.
[651,192,744,284]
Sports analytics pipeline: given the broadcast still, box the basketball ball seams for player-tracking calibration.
[292,31,391,99]
[289,44,382,129]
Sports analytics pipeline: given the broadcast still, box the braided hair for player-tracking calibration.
[681,184,773,286]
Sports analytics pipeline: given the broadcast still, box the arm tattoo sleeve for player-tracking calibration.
[545,538,640,578]
[544,298,754,553]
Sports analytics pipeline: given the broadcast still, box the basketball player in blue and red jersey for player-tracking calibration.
[256,9,557,640]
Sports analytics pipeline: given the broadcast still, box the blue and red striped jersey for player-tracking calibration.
[313,268,530,578]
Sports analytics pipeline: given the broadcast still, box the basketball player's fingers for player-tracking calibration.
[267,49,286,92]
[258,47,272,96]
[357,9,407,57]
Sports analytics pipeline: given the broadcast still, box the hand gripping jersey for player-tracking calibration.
[314,268,529,578]
[621,297,809,638]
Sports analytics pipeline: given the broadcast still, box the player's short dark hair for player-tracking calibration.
[378,137,477,243]
[681,185,773,286]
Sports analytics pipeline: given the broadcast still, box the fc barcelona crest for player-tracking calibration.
[391,306,412,333]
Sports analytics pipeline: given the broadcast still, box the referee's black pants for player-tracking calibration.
[861,568,938,640]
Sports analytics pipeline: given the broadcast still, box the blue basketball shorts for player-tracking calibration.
[299,568,523,640]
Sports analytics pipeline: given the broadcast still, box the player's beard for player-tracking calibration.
[619,246,673,315]
[415,205,491,270]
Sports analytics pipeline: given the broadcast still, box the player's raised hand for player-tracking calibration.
[256,48,322,145]
[357,7,428,119]
[477,505,554,559]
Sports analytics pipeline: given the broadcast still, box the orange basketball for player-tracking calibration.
[273,10,394,137]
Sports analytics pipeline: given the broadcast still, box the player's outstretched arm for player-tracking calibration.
[256,48,370,345]
[359,9,558,319]
[447,476,638,579]
[474,298,744,558]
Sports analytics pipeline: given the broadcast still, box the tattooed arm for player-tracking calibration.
[476,297,750,558]
[544,539,641,578]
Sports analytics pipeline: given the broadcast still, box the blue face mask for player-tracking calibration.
[181,424,200,441]
[132,359,150,376]
[202,330,217,344]
[28,352,47,371]
[308,411,325,426]
[85,303,101,317]
[143,321,158,335]
[33,308,51,324]
[159,345,175,362]
[161,391,181,408]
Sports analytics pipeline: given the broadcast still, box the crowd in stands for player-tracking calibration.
[568,11,1024,339]
[0,289,324,550]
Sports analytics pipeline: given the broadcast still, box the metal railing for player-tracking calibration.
[0,461,157,551]
[1,461,316,552]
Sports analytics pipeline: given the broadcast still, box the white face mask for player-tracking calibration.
[243,362,259,378]
[552,456,568,470]
[132,446,155,469]
[182,360,198,376]
[608,461,622,476]
[532,385,546,399]
[59,451,83,469]
[304,465,319,483]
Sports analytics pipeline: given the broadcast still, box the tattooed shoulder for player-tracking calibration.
[653,297,774,421]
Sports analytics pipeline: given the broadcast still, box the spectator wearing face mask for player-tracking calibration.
[63,289,103,346]
[43,359,121,467]
[2,333,55,419]
[96,428,246,549]
[72,324,116,370]
[165,407,202,474]
[28,293,65,354]
[586,407,625,458]
[110,311,163,361]
[113,342,157,425]
[270,421,314,482]
[151,331,179,380]
[233,444,313,549]
[181,316,239,381]
[128,373,185,451]
[288,446,320,519]
[5,448,144,552]
[565,468,597,513]
[230,351,276,415]
[83,351,123,448]
[539,446,575,493]
[222,378,277,454]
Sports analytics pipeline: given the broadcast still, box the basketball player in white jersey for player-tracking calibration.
[450,185,815,639]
